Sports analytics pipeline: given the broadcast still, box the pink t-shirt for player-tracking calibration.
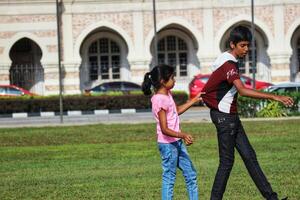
[151,92,180,143]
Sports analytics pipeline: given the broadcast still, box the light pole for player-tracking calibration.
[56,0,63,123]
[152,0,158,66]
[251,0,256,89]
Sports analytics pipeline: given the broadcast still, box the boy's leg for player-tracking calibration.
[177,140,198,200]
[158,142,178,200]
[210,110,237,200]
[235,120,278,200]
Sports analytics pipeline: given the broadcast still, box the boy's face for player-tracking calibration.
[230,41,249,58]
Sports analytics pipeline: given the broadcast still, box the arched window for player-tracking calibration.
[88,38,121,80]
[238,41,257,74]
[157,35,188,77]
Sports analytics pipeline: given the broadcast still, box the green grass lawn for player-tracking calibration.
[0,120,299,200]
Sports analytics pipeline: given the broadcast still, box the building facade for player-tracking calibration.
[0,0,300,95]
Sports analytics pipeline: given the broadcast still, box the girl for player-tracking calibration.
[142,64,203,200]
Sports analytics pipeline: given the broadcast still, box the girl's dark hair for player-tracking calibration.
[228,25,252,46]
[142,64,175,96]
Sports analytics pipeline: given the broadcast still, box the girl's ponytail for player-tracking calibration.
[142,64,174,96]
[142,72,152,96]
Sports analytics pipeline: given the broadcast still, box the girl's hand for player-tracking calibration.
[191,92,205,104]
[182,133,194,146]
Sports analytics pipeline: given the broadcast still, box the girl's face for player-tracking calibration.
[163,74,176,90]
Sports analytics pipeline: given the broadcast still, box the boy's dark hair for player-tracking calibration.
[228,25,252,45]
[142,64,175,96]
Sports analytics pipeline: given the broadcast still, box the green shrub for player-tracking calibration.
[256,101,288,117]
[0,91,188,114]
[238,91,300,118]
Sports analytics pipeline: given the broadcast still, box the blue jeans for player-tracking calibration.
[210,109,278,200]
[158,140,198,200]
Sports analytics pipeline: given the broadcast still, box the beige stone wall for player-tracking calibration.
[45,85,80,92]
[284,4,300,34]
[0,15,55,23]
[0,74,9,81]
[143,9,203,39]
[0,15,57,55]
[72,12,134,43]
[213,6,274,36]
[272,76,290,82]
[271,63,291,82]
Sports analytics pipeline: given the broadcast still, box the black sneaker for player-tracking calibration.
[281,197,288,200]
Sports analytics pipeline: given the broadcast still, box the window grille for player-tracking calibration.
[157,35,188,77]
[88,38,121,80]
[238,41,257,75]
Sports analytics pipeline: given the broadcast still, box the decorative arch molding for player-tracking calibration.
[214,15,273,53]
[2,32,48,66]
[286,18,300,54]
[144,17,203,60]
[74,21,134,62]
[287,20,300,81]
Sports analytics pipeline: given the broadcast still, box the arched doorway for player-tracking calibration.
[80,28,129,90]
[220,23,271,81]
[9,38,44,94]
[150,25,199,78]
[290,26,300,81]
[150,25,199,91]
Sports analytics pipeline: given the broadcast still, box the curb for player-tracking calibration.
[0,109,152,119]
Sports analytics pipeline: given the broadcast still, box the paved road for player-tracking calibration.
[0,107,211,128]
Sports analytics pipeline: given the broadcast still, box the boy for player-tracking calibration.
[202,26,293,200]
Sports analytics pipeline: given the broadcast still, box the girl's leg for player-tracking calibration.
[158,142,179,200]
[177,140,199,200]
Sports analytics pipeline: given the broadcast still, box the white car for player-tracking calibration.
[265,82,300,93]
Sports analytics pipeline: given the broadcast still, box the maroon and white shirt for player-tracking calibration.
[202,52,240,114]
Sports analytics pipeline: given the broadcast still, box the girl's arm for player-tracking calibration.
[176,92,204,115]
[158,109,193,145]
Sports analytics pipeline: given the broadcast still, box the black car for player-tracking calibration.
[85,81,142,94]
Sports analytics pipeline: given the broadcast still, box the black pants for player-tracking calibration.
[210,109,278,200]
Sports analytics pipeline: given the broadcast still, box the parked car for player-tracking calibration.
[189,74,273,99]
[0,85,35,96]
[264,82,300,93]
[85,81,142,95]
[240,75,273,90]
[189,74,210,99]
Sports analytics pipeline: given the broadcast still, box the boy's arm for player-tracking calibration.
[176,92,204,115]
[233,79,294,106]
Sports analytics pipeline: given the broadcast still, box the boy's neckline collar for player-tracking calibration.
[225,51,238,62]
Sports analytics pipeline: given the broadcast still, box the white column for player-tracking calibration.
[0,64,10,85]
[62,13,74,63]
[269,5,291,82]
[130,11,149,83]
[200,8,216,74]
[61,11,81,94]
[43,63,60,95]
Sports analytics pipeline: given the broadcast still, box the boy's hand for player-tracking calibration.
[273,95,294,107]
[191,92,205,104]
